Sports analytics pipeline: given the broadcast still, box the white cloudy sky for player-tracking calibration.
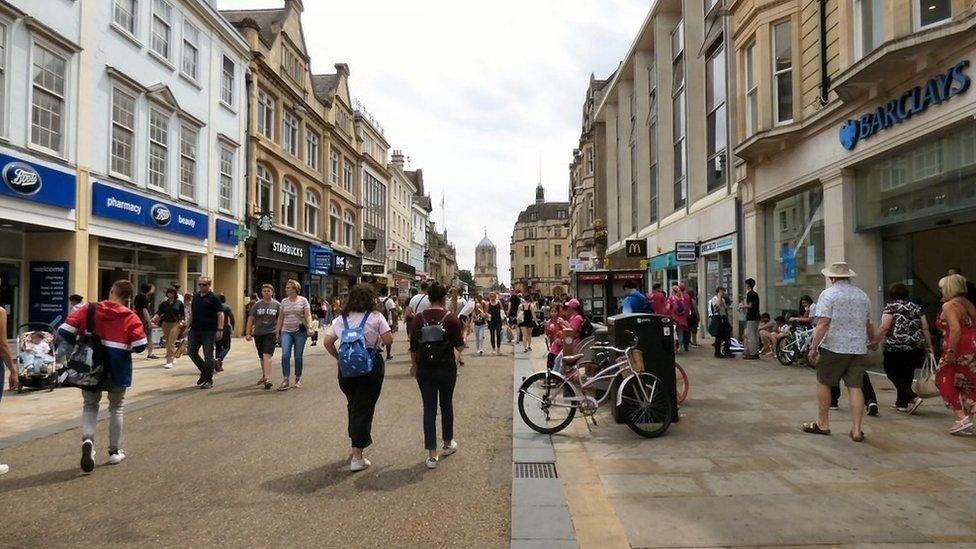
[219,0,648,284]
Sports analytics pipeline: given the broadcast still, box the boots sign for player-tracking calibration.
[839,60,970,151]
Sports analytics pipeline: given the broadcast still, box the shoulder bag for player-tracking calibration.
[912,352,940,399]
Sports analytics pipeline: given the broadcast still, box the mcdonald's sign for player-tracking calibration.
[625,239,646,257]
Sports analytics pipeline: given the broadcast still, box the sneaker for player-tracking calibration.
[949,417,973,434]
[199,381,213,389]
[164,363,174,369]
[264,380,273,390]
[425,456,439,469]
[830,404,840,410]
[81,439,95,473]
[441,440,458,457]
[0,463,8,475]
[350,456,371,472]
[196,375,205,387]
[479,350,484,356]
[867,402,880,417]
[293,379,303,389]
[906,397,924,415]
[108,450,126,465]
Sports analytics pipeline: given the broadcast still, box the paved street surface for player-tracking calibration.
[539,345,976,548]
[0,331,513,547]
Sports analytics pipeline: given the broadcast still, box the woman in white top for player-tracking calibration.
[275,279,313,391]
[323,284,393,472]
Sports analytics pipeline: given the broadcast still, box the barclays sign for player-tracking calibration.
[839,60,971,151]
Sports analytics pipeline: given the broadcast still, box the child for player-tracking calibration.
[20,332,54,374]
[758,313,777,356]
[309,317,321,346]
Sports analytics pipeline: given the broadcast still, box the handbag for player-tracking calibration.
[912,352,940,399]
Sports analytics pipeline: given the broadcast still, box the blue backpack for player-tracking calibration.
[338,314,375,378]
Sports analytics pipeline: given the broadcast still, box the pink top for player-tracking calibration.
[546,318,564,354]
[327,311,392,349]
[669,295,689,328]
[569,314,584,345]
[649,291,669,316]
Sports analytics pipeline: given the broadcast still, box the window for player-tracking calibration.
[744,42,758,136]
[281,47,303,84]
[554,244,562,256]
[648,63,658,224]
[181,21,199,80]
[330,150,340,182]
[31,45,67,154]
[256,164,273,214]
[916,0,951,29]
[281,179,297,228]
[772,20,793,125]
[220,56,235,106]
[148,108,169,189]
[304,190,319,235]
[586,148,594,175]
[854,0,885,58]
[343,161,353,192]
[330,203,340,242]
[218,143,234,212]
[110,88,136,177]
[257,89,274,138]
[671,20,686,209]
[531,245,536,257]
[305,130,319,169]
[151,0,172,60]
[554,264,562,278]
[283,111,299,156]
[343,210,354,247]
[113,0,136,35]
[706,43,727,191]
[531,264,536,278]
[524,265,530,278]
[524,246,530,257]
[179,124,197,199]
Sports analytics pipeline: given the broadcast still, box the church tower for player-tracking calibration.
[474,230,498,293]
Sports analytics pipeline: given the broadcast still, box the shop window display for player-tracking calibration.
[765,187,825,318]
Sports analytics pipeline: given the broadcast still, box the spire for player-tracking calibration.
[535,182,544,204]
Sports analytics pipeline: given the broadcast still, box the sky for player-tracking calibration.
[218,0,649,285]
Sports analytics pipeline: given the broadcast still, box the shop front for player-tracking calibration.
[252,230,310,296]
[700,235,735,307]
[0,148,78,337]
[330,251,361,302]
[572,270,645,324]
[89,181,213,310]
[392,260,416,300]
[361,261,387,288]
[308,244,333,300]
[762,187,825,319]
[648,250,696,294]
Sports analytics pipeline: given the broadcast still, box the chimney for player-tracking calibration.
[391,149,405,170]
[286,0,304,13]
[335,63,350,77]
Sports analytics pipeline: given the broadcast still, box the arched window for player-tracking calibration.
[256,164,274,214]
[343,210,355,248]
[304,189,320,236]
[329,203,340,243]
[281,179,297,228]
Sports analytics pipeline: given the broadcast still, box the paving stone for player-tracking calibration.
[699,471,796,496]
[512,477,570,507]
[510,505,575,540]
[510,540,578,549]
[600,473,704,497]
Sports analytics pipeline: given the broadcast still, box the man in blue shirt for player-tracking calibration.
[621,279,650,314]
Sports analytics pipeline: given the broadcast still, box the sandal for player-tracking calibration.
[801,422,831,435]
[263,380,273,390]
[850,431,865,442]
[277,380,290,392]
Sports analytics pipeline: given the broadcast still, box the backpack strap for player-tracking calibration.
[86,302,97,336]
[356,312,370,330]
[342,315,350,331]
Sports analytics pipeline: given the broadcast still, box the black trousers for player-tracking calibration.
[416,364,458,450]
[488,322,503,350]
[337,355,385,448]
[187,330,216,382]
[884,348,923,407]
[713,319,732,356]
[830,371,877,406]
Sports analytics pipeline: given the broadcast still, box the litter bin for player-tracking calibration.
[607,313,678,423]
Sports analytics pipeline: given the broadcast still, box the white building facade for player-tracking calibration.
[387,150,417,298]
[410,169,431,280]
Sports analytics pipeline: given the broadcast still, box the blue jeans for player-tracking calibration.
[416,365,457,450]
[474,323,486,351]
[280,329,308,379]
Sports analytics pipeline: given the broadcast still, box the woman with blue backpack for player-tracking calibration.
[322,284,393,472]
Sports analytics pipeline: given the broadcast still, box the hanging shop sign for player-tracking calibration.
[362,263,385,275]
[839,60,970,151]
[91,182,208,239]
[675,241,698,262]
[0,152,76,209]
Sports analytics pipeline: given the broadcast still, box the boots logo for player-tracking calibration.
[150,204,172,227]
[2,162,42,195]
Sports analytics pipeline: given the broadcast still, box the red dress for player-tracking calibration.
[935,306,976,411]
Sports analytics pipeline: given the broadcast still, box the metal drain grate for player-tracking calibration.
[514,462,558,479]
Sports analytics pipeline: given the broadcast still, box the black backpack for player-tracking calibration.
[418,310,455,368]
[59,303,107,389]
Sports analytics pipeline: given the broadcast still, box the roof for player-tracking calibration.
[516,201,570,224]
[311,73,339,105]
[406,169,424,195]
[220,8,288,48]
[477,232,495,249]
[413,194,432,212]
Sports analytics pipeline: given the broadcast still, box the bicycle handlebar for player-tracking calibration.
[590,344,634,354]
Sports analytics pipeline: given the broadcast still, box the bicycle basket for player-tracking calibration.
[628,348,645,372]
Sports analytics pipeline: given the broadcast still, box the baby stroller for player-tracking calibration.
[15,322,63,393]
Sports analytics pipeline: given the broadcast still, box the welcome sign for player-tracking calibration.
[839,60,970,151]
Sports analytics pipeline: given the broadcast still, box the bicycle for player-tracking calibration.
[775,323,814,367]
[518,343,673,438]
[570,338,688,405]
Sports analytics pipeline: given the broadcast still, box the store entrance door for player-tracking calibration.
[99,268,131,302]
[0,262,20,338]
[883,220,976,344]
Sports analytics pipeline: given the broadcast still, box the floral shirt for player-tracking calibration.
[882,300,924,352]
[816,280,871,355]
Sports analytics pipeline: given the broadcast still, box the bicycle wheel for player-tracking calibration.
[775,337,797,366]
[518,372,578,435]
[621,372,672,438]
[675,363,689,405]
[577,359,612,401]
